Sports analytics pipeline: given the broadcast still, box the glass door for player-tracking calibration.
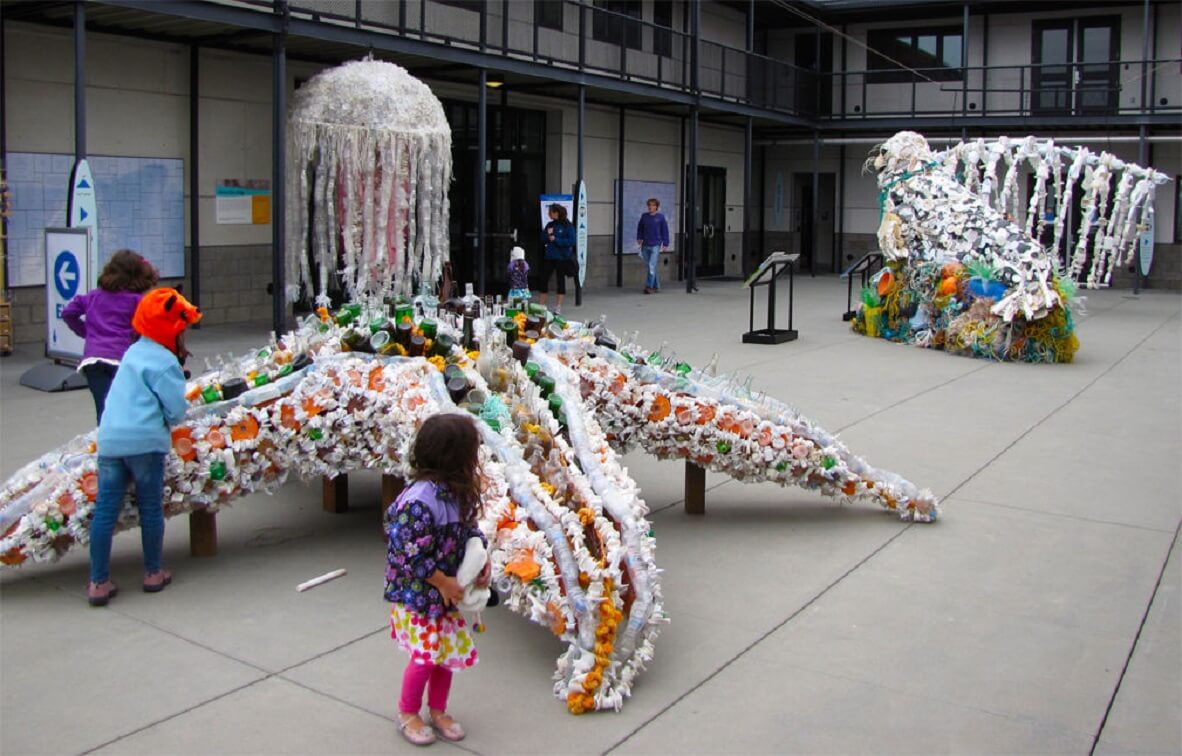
[694,166,726,278]
[1032,21,1073,115]
[1077,18,1119,114]
[1032,17,1119,116]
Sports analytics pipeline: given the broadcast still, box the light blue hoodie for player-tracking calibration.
[97,338,188,457]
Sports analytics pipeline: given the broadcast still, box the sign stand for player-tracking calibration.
[741,251,799,345]
[20,227,92,392]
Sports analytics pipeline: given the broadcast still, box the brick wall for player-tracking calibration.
[194,244,277,325]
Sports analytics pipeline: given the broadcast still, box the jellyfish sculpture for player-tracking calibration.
[286,58,452,304]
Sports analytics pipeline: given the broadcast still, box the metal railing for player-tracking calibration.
[826,58,1182,122]
[216,1,1180,123]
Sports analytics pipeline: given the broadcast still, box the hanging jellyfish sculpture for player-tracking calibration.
[0,67,940,715]
[285,59,453,305]
[855,131,1170,363]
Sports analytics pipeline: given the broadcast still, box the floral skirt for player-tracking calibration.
[390,604,479,670]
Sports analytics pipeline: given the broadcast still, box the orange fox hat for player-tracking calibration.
[132,288,202,352]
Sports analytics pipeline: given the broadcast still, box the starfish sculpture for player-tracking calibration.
[0,305,938,713]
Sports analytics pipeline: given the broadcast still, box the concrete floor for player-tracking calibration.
[1,276,1178,755]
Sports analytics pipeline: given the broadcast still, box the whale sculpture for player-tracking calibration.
[0,304,938,713]
[857,131,1170,362]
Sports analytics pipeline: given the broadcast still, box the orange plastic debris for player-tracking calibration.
[504,551,542,582]
[230,414,260,442]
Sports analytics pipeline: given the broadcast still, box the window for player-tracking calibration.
[535,0,562,31]
[866,27,963,83]
[653,0,673,57]
[437,0,482,10]
[593,1,642,50]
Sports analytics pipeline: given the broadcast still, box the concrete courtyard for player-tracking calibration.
[1,276,1178,755]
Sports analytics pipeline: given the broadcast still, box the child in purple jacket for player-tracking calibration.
[61,250,159,423]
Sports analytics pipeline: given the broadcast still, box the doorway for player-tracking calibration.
[792,173,836,273]
[690,166,727,279]
[1032,17,1119,116]
[794,32,834,117]
[446,102,546,293]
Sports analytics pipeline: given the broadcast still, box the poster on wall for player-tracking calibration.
[215,179,272,224]
[614,179,677,256]
[538,194,574,233]
[4,152,185,287]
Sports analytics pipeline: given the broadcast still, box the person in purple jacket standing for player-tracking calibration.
[61,250,159,423]
[635,197,670,294]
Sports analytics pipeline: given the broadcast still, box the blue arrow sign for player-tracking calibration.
[77,178,91,189]
[53,251,80,299]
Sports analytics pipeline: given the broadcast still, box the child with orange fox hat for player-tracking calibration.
[88,288,201,606]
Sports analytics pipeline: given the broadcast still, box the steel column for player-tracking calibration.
[577,84,585,182]
[810,131,818,276]
[74,1,86,160]
[477,69,488,297]
[758,144,767,262]
[189,46,201,314]
[742,117,752,278]
[686,0,700,293]
[686,106,698,293]
[961,3,969,120]
[271,1,288,334]
[616,107,625,288]
[836,144,845,271]
[677,115,685,282]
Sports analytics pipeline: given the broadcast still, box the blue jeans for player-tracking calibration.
[89,453,166,583]
[640,245,661,289]
[82,363,118,424]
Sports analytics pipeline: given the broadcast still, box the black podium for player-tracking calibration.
[742,252,799,344]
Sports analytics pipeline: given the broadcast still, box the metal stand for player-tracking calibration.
[742,252,798,345]
[841,252,883,321]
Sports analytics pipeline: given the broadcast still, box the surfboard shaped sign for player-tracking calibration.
[576,180,588,287]
[68,159,100,283]
[1138,211,1155,276]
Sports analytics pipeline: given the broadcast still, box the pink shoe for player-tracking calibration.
[143,570,172,593]
[428,711,466,742]
[87,580,119,607]
[398,713,436,746]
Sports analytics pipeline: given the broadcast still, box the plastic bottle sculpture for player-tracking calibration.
[0,306,939,713]
[857,131,1170,363]
[286,58,452,305]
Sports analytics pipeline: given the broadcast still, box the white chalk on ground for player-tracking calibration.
[296,568,347,592]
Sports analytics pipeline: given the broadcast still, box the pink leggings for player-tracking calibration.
[399,661,453,714]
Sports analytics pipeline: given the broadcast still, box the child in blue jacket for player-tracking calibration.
[88,288,201,606]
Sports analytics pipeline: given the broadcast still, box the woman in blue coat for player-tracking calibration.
[539,203,577,314]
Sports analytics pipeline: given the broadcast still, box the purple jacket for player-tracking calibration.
[60,289,143,363]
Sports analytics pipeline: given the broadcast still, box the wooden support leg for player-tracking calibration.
[684,461,706,515]
[381,474,406,510]
[322,473,349,514]
[189,510,218,557]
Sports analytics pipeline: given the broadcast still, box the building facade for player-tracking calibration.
[1,0,1178,343]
